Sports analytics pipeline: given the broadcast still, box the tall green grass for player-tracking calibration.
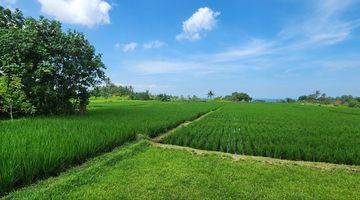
[165,103,360,165]
[0,100,219,195]
[4,141,360,200]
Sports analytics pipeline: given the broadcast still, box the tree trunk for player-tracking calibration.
[9,104,13,121]
[79,99,87,114]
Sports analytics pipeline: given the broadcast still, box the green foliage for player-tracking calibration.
[348,99,360,108]
[91,79,134,98]
[0,100,219,195]
[0,76,35,119]
[298,91,359,108]
[0,7,24,28]
[4,141,360,200]
[285,98,296,103]
[156,93,172,101]
[207,90,214,99]
[165,103,360,165]
[129,90,151,100]
[90,80,177,102]
[0,7,105,115]
[223,92,252,102]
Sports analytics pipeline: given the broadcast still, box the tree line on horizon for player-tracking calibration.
[91,80,253,102]
[294,91,360,108]
[90,80,360,108]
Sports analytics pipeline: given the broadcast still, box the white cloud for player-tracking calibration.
[122,0,359,79]
[176,7,220,41]
[279,0,359,48]
[143,40,166,49]
[116,42,138,52]
[209,0,360,63]
[37,0,111,27]
[212,40,274,63]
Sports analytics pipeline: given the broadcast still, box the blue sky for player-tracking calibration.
[1,0,360,98]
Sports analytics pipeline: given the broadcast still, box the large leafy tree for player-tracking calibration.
[0,6,105,116]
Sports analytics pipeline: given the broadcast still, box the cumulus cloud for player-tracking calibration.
[176,7,220,41]
[116,42,138,52]
[143,40,166,49]
[37,0,111,27]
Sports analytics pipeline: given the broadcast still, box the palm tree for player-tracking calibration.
[207,90,215,99]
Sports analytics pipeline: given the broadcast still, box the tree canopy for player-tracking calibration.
[207,90,215,99]
[0,7,105,118]
[224,92,252,102]
[297,91,360,108]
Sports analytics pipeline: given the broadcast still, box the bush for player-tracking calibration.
[156,94,171,102]
[348,99,360,108]
[130,91,151,100]
[223,92,252,102]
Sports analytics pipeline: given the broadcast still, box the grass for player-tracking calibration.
[4,140,359,200]
[165,103,360,165]
[0,100,220,196]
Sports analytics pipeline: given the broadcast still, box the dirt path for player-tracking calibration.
[151,108,220,143]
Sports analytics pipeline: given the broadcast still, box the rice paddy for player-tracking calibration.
[165,103,360,165]
[0,100,219,195]
[1,101,360,198]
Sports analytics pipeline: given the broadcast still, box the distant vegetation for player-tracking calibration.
[90,80,205,101]
[0,7,105,119]
[296,90,360,108]
[165,103,360,165]
[223,92,252,102]
[91,82,254,103]
[90,80,179,101]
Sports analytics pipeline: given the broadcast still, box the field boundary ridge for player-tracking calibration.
[151,108,220,143]
[150,142,360,172]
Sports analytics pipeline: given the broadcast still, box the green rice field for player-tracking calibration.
[165,103,360,165]
[0,101,219,195]
[1,101,360,199]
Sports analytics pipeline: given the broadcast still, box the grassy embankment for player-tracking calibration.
[4,140,359,200]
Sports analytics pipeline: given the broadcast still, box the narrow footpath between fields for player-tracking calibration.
[150,142,360,172]
[150,106,360,173]
[151,107,221,143]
